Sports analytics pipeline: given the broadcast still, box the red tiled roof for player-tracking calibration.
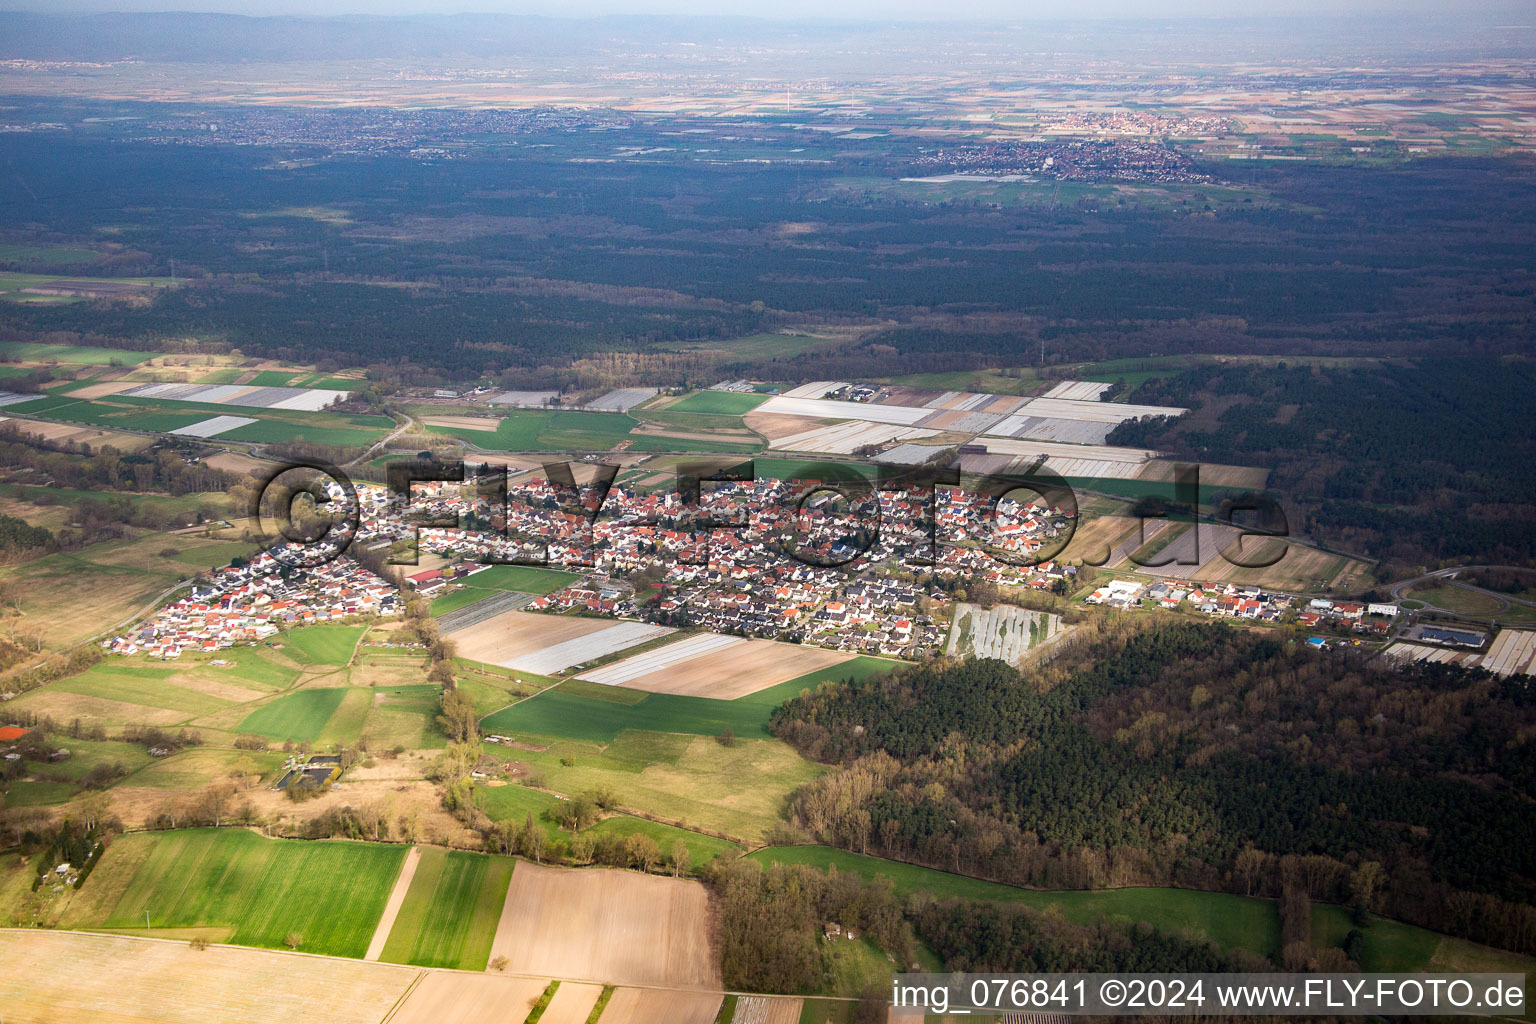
[0,726,29,742]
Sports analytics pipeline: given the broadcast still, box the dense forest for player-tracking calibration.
[1106,357,1536,570]
[771,621,1536,954]
[1,110,1533,383]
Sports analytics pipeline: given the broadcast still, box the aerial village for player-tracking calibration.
[96,469,1526,675]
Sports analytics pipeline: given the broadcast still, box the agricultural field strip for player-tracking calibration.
[0,930,419,1024]
[1476,629,1536,678]
[576,632,748,686]
[486,862,720,991]
[731,995,803,1024]
[389,973,550,1024]
[768,420,937,454]
[778,381,848,400]
[489,390,560,406]
[504,620,677,675]
[1043,380,1114,400]
[992,415,1119,444]
[365,846,422,961]
[436,590,536,631]
[171,414,258,438]
[755,395,933,425]
[584,386,660,412]
[123,381,346,411]
[946,603,1059,667]
[969,437,1158,462]
[536,981,605,1024]
[599,988,723,1024]
[1382,643,1483,669]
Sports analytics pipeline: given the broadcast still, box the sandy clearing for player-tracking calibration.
[592,637,853,699]
[598,988,723,1024]
[0,930,418,1024]
[732,995,805,1024]
[538,981,605,1024]
[444,608,613,664]
[423,414,504,432]
[365,845,421,961]
[390,972,550,1024]
[488,862,720,990]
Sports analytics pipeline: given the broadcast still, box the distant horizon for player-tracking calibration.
[3,3,1532,23]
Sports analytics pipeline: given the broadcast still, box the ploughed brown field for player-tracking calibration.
[390,972,550,1024]
[598,987,723,1024]
[446,608,613,665]
[0,930,417,1024]
[487,862,721,990]
[597,637,852,699]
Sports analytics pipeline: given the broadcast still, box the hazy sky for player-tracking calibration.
[14,0,1531,18]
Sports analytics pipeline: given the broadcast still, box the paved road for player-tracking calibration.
[1387,566,1536,622]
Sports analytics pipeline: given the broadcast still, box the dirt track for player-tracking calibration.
[365,846,421,960]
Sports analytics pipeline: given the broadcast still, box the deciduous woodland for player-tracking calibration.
[772,622,1536,954]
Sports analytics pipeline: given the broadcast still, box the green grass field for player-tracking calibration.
[50,662,233,718]
[279,624,366,666]
[166,540,258,568]
[480,657,894,744]
[75,829,405,957]
[10,393,393,447]
[247,370,302,386]
[664,391,770,415]
[361,684,445,750]
[476,782,567,836]
[625,435,762,454]
[475,783,742,866]
[2,779,77,806]
[872,367,1041,396]
[1313,903,1536,978]
[430,567,578,615]
[0,341,158,365]
[748,846,1281,959]
[1406,586,1506,617]
[236,687,350,742]
[379,848,513,970]
[0,242,102,266]
[24,735,156,783]
[586,814,739,868]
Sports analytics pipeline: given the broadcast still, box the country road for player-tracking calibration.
[1387,566,1536,623]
